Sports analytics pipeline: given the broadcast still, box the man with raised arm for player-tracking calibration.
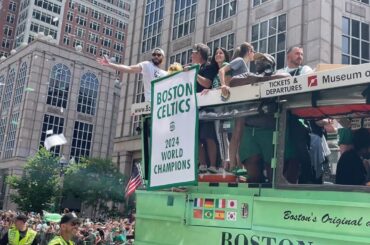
[96,48,167,102]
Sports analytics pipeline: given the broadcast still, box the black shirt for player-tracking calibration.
[197,63,218,93]
[336,149,367,185]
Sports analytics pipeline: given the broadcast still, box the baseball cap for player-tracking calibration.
[152,48,165,56]
[60,213,79,225]
[254,52,275,66]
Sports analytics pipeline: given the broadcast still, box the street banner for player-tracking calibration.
[149,66,198,189]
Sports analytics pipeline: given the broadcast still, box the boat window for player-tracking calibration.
[282,104,370,187]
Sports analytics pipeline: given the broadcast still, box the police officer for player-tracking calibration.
[48,213,80,245]
[0,214,38,245]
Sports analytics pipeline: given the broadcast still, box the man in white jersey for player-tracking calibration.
[97,48,167,101]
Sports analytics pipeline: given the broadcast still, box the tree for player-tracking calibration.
[6,148,61,213]
[63,158,126,217]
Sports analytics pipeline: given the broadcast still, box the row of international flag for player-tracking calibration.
[193,198,238,221]
[193,198,237,209]
[193,209,237,221]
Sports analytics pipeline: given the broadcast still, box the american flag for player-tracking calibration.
[125,163,143,197]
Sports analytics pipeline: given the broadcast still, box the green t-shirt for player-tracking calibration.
[212,62,231,89]
[338,127,353,145]
[113,234,126,244]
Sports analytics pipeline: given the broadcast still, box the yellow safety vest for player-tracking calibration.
[48,236,74,245]
[8,228,37,245]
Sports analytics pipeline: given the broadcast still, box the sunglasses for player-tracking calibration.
[152,53,162,57]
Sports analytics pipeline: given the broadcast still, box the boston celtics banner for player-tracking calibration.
[149,66,199,189]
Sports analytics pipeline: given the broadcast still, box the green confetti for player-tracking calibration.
[25,87,35,92]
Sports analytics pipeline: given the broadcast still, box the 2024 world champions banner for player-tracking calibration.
[149,66,199,189]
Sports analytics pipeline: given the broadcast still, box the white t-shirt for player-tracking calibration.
[138,61,167,101]
[277,65,313,76]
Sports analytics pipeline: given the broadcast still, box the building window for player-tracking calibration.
[0,117,7,157]
[18,10,28,23]
[170,49,192,66]
[251,14,287,69]
[28,35,35,43]
[63,36,70,45]
[1,39,11,49]
[142,0,164,53]
[3,112,19,159]
[91,9,101,19]
[99,49,110,57]
[32,10,59,26]
[207,33,235,57]
[354,0,369,4]
[90,21,100,31]
[68,0,74,9]
[86,44,97,55]
[131,75,144,136]
[40,114,64,155]
[76,28,85,38]
[104,15,113,24]
[113,53,123,63]
[2,69,16,112]
[342,17,370,64]
[172,0,196,40]
[113,42,124,52]
[208,0,236,26]
[116,20,127,30]
[76,16,87,26]
[103,27,113,36]
[70,121,93,162]
[13,62,28,106]
[115,31,125,41]
[72,39,84,48]
[9,1,17,12]
[6,14,15,24]
[252,0,269,7]
[34,0,61,14]
[88,32,99,43]
[46,64,71,109]
[78,4,88,14]
[67,11,73,21]
[65,24,72,33]
[77,72,99,115]
[3,26,13,37]
[101,38,111,48]
[30,22,57,39]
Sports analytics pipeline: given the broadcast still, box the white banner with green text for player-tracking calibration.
[149,66,199,189]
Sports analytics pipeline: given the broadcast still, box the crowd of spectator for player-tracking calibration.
[0,210,135,245]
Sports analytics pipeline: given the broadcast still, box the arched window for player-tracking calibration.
[47,64,71,108]
[13,62,28,106]
[1,69,16,111]
[77,72,99,115]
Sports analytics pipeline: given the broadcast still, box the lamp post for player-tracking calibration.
[59,155,68,212]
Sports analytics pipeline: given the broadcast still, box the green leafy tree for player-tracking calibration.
[6,148,61,213]
[63,158,125,217]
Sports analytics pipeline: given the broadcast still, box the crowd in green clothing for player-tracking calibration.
[0,210,135,245]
